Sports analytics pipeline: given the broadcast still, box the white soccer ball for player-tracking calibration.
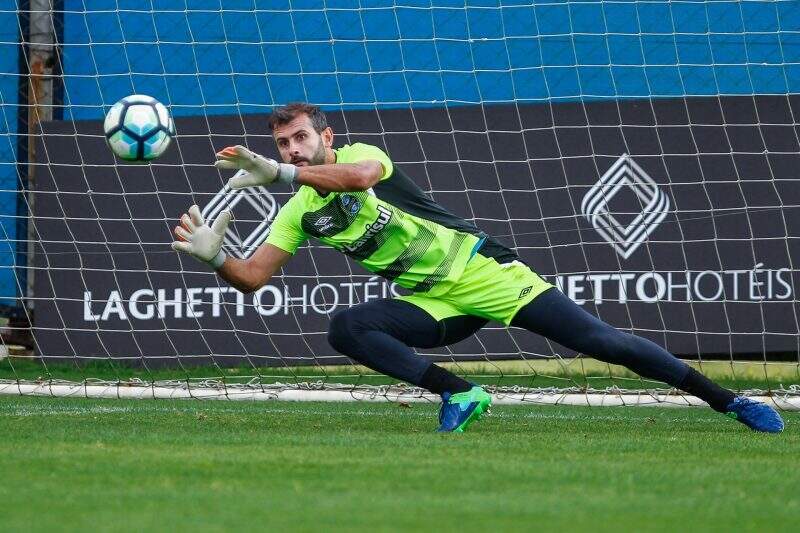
[103,95,175,162]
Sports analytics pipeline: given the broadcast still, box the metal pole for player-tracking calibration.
[24,0,56,310]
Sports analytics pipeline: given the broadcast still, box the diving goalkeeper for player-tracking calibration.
[172,103,784,433]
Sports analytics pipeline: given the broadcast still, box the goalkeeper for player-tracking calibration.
[173,103,784,433]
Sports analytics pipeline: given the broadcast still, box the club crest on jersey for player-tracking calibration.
[340,194,361,214]
[344,205,392,252]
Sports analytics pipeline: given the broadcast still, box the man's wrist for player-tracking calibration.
[276,163,297,184]
[206,249,227,269]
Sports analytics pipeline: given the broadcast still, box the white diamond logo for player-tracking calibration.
[580,154,670,259]
[201,170,279,259]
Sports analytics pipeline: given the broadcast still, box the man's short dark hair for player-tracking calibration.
[268,103,328,133]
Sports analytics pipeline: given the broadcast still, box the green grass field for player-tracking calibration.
[2,395,797,532]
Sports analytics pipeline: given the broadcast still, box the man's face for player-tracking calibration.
[272,114,332,167]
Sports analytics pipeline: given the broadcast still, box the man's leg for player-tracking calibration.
[327,298,487,396]
[511,288,784,432]
[328,298,492,432]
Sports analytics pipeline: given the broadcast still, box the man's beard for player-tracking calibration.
[294,137,326,166]
[309,137,327,165]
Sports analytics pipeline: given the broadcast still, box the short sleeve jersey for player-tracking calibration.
[265,143,482,294]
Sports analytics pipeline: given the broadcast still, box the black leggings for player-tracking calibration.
[327,287,690,388]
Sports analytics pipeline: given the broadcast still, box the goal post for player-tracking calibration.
[2,1,800,408]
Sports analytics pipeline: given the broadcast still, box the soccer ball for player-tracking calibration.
[103,95,175,162]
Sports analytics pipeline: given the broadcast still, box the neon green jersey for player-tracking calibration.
[265,142,491,294]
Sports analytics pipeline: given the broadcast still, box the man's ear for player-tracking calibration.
[321,126,334,148]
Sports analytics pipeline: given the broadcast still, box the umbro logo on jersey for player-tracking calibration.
[314,216,336,232]
[519,286,532,299]
[580,154,670,260]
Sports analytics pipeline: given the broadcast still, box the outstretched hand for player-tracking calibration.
[171,204,231,269]
[214,145,297,189]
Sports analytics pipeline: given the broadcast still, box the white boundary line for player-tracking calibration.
[1,382,799,409]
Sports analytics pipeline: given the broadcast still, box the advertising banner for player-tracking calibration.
[33,96,800,366]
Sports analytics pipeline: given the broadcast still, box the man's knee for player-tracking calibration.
[327,307,372,353]
[328,309,355,353]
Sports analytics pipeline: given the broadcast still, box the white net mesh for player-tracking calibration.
[3,1,800,406]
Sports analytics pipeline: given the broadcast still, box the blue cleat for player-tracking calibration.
[725,397,784,433]
[437,386,492,433]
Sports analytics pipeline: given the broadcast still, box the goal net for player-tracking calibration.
[3,0,800,407]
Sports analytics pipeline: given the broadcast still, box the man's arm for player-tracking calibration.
[295,160,384,192]
[215,145,387,192]
[215,244,292,294]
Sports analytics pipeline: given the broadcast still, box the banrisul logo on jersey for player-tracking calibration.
[581,154,670,259]
[344,205,392,253]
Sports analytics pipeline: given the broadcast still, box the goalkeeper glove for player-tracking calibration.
[214,145,297,188]
[171,204,231,269]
